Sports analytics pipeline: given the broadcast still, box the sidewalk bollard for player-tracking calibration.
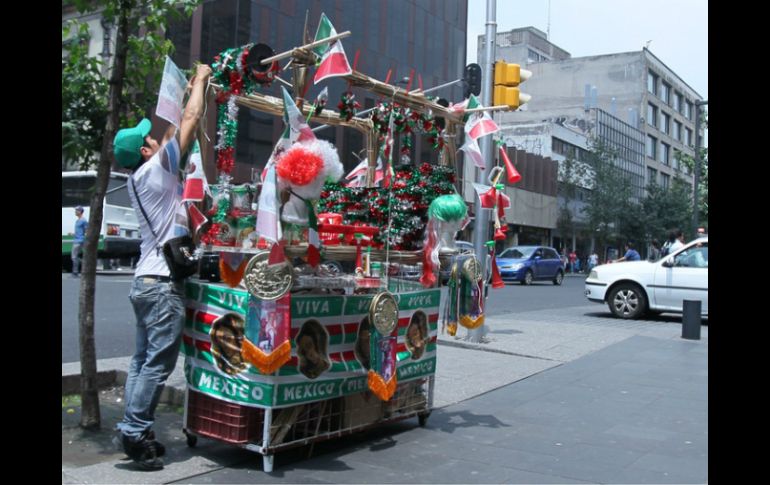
[681,300,701,340]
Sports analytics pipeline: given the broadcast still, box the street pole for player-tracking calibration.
[472,0,496,263]
[692,100,707,236]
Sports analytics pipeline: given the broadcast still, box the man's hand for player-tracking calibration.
[179,63,212,155]
[187,64,212,92]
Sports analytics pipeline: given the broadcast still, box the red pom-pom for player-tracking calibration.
[276,146,324,186]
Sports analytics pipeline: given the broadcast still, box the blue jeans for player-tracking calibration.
[117,277,185,439]
[71,242,83,274]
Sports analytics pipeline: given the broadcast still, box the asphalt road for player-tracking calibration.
[61,274,592,364]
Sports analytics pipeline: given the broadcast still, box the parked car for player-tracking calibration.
[496,245,564,285]
[584,237,708,319]
[62,171,141,271]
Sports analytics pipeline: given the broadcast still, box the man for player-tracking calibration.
[111,63,211,470]
[71,205,87,277]
[614,242,641,263]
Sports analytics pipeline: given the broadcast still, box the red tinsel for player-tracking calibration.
[276,147,324,186]
[216,147,235,173]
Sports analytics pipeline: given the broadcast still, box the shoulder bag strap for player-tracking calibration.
[130,177,162,255]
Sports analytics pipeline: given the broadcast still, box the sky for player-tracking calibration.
[466,0,708,101]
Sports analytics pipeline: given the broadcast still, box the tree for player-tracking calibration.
[581,141,638,257]
[62,0,200,429]
[641,177,693,245]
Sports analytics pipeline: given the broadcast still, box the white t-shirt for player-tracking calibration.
[668,239,685,255]
[128,138,189,277]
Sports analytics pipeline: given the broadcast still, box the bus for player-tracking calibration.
[62,171,141,271]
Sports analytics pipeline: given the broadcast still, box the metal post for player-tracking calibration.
[681,300,702,340]
[472,0,496,262]
[692,100,707,237]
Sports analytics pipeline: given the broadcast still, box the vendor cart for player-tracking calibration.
[178,19,498,471]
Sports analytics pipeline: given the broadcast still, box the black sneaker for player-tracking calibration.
[146,430,166,457]
[122,432,164,471]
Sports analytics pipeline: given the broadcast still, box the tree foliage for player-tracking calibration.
[62,0,200,169]
[62,0,201,429]
[641,177,693,243]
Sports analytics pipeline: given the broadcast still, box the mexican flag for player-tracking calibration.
[461,137,485,169]
[182,140,210,202]
[312,14,352,84]
[464,95,499,141]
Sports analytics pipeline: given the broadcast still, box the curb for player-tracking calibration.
[62,370,186,407]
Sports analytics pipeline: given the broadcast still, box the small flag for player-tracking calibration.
[461,137,485,169]
[472,183,497,209]
[256,161,281,243]
[312,14,351,84]
[314,40,352,84]
[182,140,210,202]
[187,203,208,236]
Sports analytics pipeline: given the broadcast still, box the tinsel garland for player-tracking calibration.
[370,101,444,152]
[319,162,456,250]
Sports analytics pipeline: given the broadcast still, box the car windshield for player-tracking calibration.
[499,247,536,259]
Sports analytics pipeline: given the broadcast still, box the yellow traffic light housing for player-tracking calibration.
[493,61,532,110]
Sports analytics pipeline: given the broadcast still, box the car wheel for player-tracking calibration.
[521,270,533,285]
[553,270,564,285]
[608,283,647,319]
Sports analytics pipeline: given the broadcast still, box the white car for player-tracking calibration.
[584,237,708,319]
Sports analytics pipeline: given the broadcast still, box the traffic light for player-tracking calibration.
[463,63,482,99]
[493,61,532,110]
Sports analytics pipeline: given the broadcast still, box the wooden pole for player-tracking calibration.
[260,31,352,65]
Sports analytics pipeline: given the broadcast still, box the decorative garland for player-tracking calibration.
[319,163,456,250]
[369,101,445,154]
[338,90,360,122]
[204,44,280,245]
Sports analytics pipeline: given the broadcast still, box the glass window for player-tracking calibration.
[675,243,708,268]
[661,82,670,104]
[685,128,692,146]
[647,70,658,95]
[647,167,657,186]
[673,92,682,112]
[62,175,96,207]
[647,103,657,127]
[646,135,657,159]
[673,120,682,141]
[660,112,670,134]
[660,143,670,165]
[661,172,670,189]
[685,101,693,120]
[673,149,681,171]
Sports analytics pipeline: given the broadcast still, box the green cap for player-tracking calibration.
[113,118,152,168]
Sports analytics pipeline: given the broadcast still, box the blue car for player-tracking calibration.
[496,246,565,285]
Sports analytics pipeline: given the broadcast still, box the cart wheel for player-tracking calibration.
[183,430,197,447]
[262,454,274,473]
[418,412,430,427]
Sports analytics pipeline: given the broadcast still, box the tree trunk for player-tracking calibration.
[79,0,134,430]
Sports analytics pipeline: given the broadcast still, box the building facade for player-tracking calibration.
[166,0,468,183]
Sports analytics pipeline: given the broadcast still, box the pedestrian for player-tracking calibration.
[587,251,598,272]
[661,229,685,257]
[112,63,212,471]
[648,239,662,261]
[614,241,641,262]
[568,249,577,273]
[71,205,87,277]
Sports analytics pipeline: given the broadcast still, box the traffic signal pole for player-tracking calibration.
[472,0,497,265]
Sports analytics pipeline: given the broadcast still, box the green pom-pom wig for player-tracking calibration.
[428,193,467,222]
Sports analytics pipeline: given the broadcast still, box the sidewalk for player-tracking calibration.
[62,308,707,483]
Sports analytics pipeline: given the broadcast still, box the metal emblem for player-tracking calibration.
[243,250,294,300]
[462,256,482,281]
[369,291,399,336]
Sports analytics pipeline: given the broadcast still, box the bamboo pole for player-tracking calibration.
[464,105,511,113]
[260,31,352,65]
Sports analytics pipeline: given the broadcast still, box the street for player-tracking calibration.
[61,273,679,364]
